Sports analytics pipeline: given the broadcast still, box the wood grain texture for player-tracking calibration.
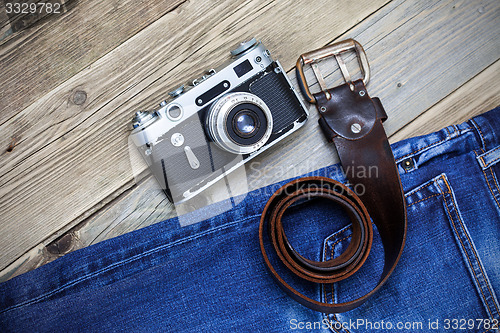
[1,0,499,279]
[0,0,390,272]
[0,0,185,124]
[390,60,500,142]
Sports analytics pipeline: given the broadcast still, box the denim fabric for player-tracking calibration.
[1,108,499,333]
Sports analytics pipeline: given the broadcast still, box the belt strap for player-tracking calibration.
[259,40,407,313]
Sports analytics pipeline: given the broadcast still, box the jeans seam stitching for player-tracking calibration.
[479,145,500,168]
[437,177,494,318]
[325,226,352,242]
[407,193,442,207]
[323,240,346,333]
[330,235,352,333]
[398,137,448,160]
[490,168,500,195]
[481,155,487,167]
[0,213,261,314]
[471,118,486,149]
[475,150,500,210]
[484,155,500,169]
[323,288,343,333]
[441,176,500,316]
[396,128,473,162]
[482,168,500,209]
[405,175,446,197]
[405,180,435,197]
[486,145,500,155]
[330,236,352,264]
[323,232,352,333]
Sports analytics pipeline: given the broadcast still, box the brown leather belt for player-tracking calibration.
[259,39,407,313]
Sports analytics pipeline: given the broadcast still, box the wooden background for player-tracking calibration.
[0,0,499,281]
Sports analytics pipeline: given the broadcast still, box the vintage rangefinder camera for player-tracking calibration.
[130,38,309,203]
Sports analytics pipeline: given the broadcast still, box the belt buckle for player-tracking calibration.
[296,39,370,103]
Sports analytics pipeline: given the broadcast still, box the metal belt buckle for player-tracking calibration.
[296,39,370,103]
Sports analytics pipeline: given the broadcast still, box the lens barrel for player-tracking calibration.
[206,92,273,154]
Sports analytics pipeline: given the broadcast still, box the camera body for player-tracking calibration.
[130,38,309,203]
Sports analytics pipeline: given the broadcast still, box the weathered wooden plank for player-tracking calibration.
[0,0,186,124]
[390,61,500,142]
[0,0,76,43]
[0,0,391,272]
[2,0,499,281]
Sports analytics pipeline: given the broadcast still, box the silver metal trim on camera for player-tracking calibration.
[206,92,273,154]
[131,111,158,130]
[166,103,183,121]
[230,38,259,58]
[129,38,310,204]
[129,40,273,148]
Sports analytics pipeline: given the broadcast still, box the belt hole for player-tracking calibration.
[402,158,415,171]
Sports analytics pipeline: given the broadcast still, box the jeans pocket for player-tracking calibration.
[320,173,499,333]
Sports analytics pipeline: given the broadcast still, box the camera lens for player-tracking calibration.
[206,92,273,154]
[233,110,258,137]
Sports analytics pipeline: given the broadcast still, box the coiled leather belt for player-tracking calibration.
[259,39,407,313]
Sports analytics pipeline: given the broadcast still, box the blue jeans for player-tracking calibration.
[1,108,499,332]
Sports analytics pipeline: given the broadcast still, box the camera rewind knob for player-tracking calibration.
[230,38,258,57]
[131,111,157,129]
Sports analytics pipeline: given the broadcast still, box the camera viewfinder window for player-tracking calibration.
[233,60,253,78]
